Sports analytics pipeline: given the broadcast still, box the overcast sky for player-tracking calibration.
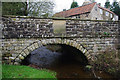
[53,0,120,13]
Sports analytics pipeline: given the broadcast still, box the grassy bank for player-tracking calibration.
[2,64,56,79]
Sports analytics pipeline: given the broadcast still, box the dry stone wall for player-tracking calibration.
[66,20,119,37]
[2,17,53,38]
[1,16,120,64]
[2,16,119,38]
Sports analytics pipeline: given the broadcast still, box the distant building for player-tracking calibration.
[119,1,120,6]
[54,0,118,21]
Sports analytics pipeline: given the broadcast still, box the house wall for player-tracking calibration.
[100,9,112,20]
[64,4,118,21]
[80,13,90,19]
[89,4,103,20]
[70,13,91,20]
[113,15,118,21]
[98,8,118,21]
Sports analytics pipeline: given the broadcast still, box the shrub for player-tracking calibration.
[94,48,120,78]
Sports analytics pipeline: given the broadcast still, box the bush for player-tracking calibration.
[94,48,120,78]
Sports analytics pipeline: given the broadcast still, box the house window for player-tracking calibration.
[110,14,113,18]
[116,16,118,20]
[114,15,118,20]
[86,14,88,17]
[95,6,97,11]
[113,18,115,21]
[106,12,109,16]
[100,9,103,14]
[76,15,80,19]
[76,16,79,19]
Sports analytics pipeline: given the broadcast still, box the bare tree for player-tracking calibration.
[27,0,54,17]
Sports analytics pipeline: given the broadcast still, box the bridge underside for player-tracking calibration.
[12,38,92,65]
[21,44,89,67]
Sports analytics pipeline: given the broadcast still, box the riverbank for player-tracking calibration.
[93,48,120,78]
[2,64,57,79]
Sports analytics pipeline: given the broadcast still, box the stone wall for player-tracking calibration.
[1,37,118,64]
[2,16,119,38]
[1,16,119,64]
[66,20,118,37]
[2,17,53,38]
[90,4,103,20]
[1,38,39,64]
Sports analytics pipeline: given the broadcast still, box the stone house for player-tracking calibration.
[54,1,118,21]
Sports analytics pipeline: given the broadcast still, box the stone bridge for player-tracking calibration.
[1,16,120,65]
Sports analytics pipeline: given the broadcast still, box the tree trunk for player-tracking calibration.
[24,2,28,16]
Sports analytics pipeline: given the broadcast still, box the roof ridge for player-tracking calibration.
[54,2,97,17]
[55,2,96,14]
[97,5,115,15]
[67,2,96,11]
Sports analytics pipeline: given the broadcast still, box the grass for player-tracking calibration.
[2,64,57,79]
[0,63,2,80]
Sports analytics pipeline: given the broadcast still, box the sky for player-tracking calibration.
[53,0,120,13]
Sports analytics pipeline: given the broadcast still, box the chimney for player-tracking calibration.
[63,9,66,11]
[98,3,101,6]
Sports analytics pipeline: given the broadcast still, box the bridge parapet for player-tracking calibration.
[1,16,120,64]
[1,16,119,38]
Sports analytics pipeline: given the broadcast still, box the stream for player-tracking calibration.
[21,44,113,79]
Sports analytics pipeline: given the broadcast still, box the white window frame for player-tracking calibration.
[113,18,115,21]
[114,15,118,20]
[100,9,103,14]
[110,14,113,18]
[106,12,109,16]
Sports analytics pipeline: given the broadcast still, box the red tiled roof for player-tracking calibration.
[54,2,97,17]
[98,5,115,15]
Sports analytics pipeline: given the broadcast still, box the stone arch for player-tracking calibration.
[13,38,92,65]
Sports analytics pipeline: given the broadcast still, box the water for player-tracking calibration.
[21,44,113,79]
